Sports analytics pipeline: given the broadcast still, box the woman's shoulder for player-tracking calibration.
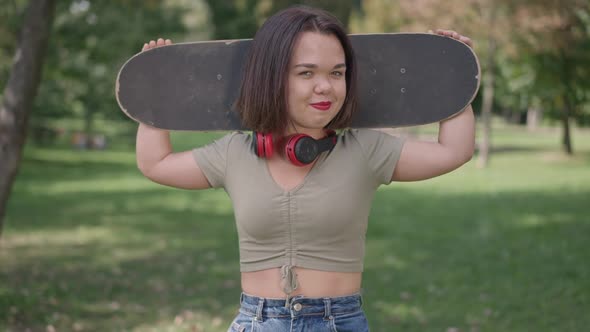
[211,131,251,146]
[230,131,252,146]
[195,131,251,155]
[340,128,393,144]
[339,128,405,154]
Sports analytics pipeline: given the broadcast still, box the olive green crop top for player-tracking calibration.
[192,129,405,297]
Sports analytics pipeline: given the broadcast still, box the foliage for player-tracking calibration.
[350,0,590,128]
[203,0,260,39]
[202,0,355,40]
[0,0,28,89]
[0,0,211,144]
[2,0,590,144]
[38,1,186,136]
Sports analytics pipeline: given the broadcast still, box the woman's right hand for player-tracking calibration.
[142,38,172,52]
[135,37,211,190]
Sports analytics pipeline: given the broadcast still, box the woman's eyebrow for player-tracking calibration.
[293,63,347,69]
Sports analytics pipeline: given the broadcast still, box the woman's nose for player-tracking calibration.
[314,77,332,94]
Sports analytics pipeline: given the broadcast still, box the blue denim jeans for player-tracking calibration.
[227,292,369,332]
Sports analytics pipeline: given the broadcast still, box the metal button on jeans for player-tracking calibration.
[293,303,302,311]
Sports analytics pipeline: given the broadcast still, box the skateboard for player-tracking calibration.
[116,33,480,131]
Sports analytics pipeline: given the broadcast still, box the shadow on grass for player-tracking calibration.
[22,157,134,176]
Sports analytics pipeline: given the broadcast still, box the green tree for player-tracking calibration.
[352,0,590,160]
[203,0,260,39]
[516,2,590,154]
[202,0,354,41]
[266,0,354,27]
[0,0,209,233]
[0,0,56,235]
[33,1,188,145]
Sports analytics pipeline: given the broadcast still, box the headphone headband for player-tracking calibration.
[252,130,337,166]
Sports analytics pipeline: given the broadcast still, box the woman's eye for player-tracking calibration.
[299,71,312,77]
[332,71,344,77]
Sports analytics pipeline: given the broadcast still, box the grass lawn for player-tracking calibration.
[1,120,589,331]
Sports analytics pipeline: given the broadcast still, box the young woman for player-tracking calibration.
[136,6,474,332]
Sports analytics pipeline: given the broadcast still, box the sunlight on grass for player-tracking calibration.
[112,190,232,215]
[0,226,175,271]
[1,227,115,249]
[27,148,136,165]
[516,212,579,228]
[139,189,232,214]
[31,177,156,195]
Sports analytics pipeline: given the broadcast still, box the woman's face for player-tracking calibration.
[285,31,346,136]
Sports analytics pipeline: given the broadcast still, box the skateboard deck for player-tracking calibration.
[116,33,480,131]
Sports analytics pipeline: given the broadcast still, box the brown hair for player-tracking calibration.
[235,5,358,135]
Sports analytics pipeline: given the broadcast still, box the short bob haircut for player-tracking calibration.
[235,5,358,135]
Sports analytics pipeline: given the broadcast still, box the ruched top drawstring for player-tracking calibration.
[280,265,298,307]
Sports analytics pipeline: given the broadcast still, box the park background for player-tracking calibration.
[1,0,589,331]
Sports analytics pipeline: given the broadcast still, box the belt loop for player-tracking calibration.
[323,298,332,320]
[239,292,244,304]
[255,298,264,322]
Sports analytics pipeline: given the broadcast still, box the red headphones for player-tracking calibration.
[252,130,337,166]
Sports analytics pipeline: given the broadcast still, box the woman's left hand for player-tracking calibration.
[434,29,473,48]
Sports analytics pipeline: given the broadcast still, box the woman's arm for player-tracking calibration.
[392,30,476,182]
[392,105,475,181]
[136,123,211,189]
[135,38,211,190]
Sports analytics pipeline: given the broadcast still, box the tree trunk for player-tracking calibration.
[0,0,56,236]
[561,98,573,155]
[476,7,496,169]
[526,107,541,131]
[559,50,574,155]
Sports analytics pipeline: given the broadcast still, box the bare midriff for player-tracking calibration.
[241,267,362,298]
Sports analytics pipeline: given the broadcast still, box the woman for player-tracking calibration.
[136,6,474,332]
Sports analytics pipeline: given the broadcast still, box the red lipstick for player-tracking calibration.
[310,101,332,111]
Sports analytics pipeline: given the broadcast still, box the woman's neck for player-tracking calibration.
[284,123,327,140]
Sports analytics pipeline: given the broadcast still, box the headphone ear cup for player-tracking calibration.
[253,132,264,157]
[285,134,311,166]
[253,132,274,158]
[263,133,274,159]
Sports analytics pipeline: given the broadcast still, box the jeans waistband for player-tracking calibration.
[239,292,363,321]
